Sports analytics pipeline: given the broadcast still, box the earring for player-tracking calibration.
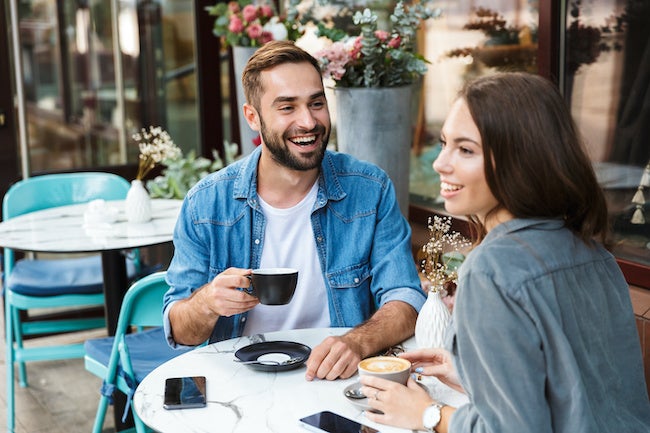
[631,161,650,225]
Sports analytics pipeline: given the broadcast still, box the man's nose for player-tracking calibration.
[296,106,318,130]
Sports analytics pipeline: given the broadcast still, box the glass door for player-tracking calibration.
[13,0,201,174]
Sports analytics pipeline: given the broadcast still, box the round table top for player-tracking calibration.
[134,327,468,433]
[0,199,181,253]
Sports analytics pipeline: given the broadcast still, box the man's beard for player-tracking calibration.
[260,117,329,171]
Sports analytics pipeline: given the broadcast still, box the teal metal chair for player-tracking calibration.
[3,172,140,433]
[84,271,193,433]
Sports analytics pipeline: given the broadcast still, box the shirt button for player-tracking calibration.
[254,239,260,244]
[354,278,359,283]
[241,316,246,323]
[316,236,323,242]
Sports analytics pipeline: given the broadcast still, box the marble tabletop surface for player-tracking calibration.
[134,327,468,433]
[0,198,182,253]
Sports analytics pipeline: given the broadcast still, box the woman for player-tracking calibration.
[360,73,650,433]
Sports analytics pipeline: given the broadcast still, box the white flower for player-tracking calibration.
[263,17,288,41]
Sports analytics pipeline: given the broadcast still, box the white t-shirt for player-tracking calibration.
[242,182,330,335]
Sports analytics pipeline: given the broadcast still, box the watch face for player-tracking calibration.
[423,404,442,430]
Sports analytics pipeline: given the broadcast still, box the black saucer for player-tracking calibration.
[234,341,311,372]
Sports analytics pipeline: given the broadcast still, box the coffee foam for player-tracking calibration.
[360,357,410,373]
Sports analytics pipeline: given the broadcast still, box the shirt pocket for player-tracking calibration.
[327,262,370,289]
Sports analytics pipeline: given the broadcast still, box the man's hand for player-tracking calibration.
[169,268,259,345]
[305,301,418,381]
[304,335,362,381]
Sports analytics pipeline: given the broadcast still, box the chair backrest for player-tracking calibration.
[3,172,130,220]
[2,172,130,276]
[115,271,169,333]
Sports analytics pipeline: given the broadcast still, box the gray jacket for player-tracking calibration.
[449,218,650,433]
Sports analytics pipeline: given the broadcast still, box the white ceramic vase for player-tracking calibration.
[415,289,451,349]
[125,179,152,223]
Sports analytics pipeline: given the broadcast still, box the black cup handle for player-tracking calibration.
[243,275,255,295]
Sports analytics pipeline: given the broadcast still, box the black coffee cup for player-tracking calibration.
[248,268,298,305]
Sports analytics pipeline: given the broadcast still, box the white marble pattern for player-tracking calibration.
[0,199,182,253]
[134,328,469,433]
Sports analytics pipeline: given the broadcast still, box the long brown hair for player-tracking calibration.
[242,40,322,110]
[460,72,608,244]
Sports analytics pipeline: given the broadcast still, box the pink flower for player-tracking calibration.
[374,30,389,41]
[260,31,274,44]
[316,42,354,81]
[242,5,258,23]
[260,5,273,18]
[227,1,240,14]
[228,16,244,34]
[247,23,263,40]
[388,35,402,49]
[350,36,363,59]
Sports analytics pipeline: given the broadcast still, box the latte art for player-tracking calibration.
[359,357,410,373]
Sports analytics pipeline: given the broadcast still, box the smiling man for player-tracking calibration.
[162,41,426,381]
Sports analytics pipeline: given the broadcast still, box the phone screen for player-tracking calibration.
[300,411,379,433]
[163,376,207,410]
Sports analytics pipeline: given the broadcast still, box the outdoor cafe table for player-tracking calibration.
[134,327,469,433]
[0,198,181,430]
[0,198,182,335]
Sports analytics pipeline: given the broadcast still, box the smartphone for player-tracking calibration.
[300,410,380,433]
[163,376,207,410]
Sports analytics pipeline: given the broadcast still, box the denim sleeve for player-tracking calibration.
[449,271,552,433]
[368,180,426,312]
[162,197,212,347]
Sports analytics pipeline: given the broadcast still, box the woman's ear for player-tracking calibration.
[243,103,260,132]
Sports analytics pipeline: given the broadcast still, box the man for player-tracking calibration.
[163,40,426,381]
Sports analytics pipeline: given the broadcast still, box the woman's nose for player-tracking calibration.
[433,149,450,174]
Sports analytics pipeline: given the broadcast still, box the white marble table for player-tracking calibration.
[134,328,468,433]
[0,198,181,334]
[0,198,182,431]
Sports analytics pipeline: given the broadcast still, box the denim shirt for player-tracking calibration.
[163,147,425,346]
[448,218,650,433]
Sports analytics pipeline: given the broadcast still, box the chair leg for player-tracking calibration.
[10,307,28,387]
[91,395,110,433]
[6,302,16,432]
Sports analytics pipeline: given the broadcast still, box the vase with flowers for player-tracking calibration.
[312,1,441,216]
[415,215,471,349]
[207,0,302,155]
[127,126,181,223]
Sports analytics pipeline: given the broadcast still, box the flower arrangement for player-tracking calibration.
[147,141,240,199]
[420,215,471,296]
[206,0,302,48]
[132,126,181,180]
[313,0,441,88]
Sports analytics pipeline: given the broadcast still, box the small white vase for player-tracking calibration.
[125,179,152,223]
[415,289,452,349]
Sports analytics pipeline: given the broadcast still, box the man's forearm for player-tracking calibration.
[344,300,418,358]
[169,286,218,346]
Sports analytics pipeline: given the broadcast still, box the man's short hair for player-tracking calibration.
[242,41,322,110]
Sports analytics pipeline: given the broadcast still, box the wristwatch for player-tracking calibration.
[422,402,444,432]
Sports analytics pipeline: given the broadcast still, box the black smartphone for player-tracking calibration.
[163,376,207,410]
[300,410,380,433]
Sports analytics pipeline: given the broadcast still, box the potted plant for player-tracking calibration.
[309,0,442,216]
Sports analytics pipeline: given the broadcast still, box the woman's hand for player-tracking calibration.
[400,348,465,393]
[360,375,434,430]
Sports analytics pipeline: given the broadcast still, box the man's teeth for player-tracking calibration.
[440,182,462,192]
[292,136,316,145]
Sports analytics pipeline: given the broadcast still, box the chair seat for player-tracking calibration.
[6,255,137,296]
[84,327,192,384]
